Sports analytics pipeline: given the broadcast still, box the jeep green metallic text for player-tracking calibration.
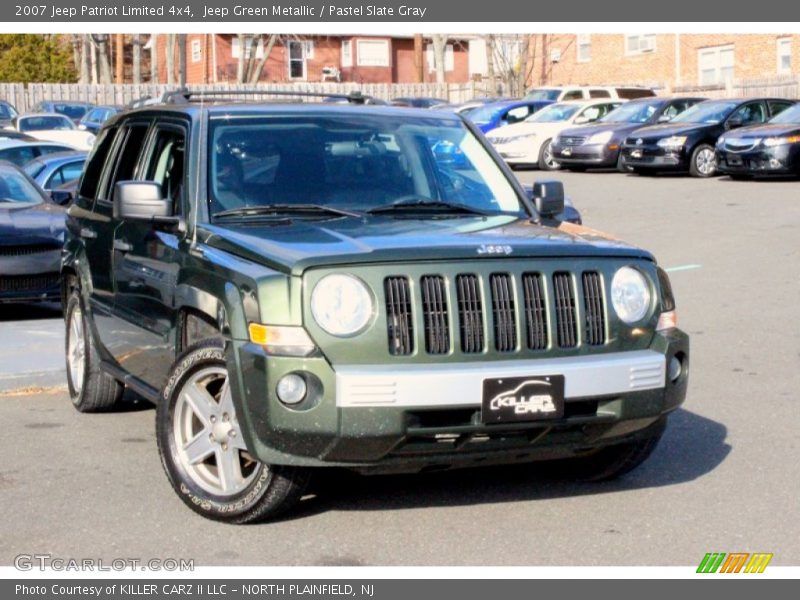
[62,91,689,523]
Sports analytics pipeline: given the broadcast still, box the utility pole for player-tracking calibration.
[115,33,124,83]
[414,34,424,83]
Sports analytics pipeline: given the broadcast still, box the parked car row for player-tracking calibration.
[488,95,800,178]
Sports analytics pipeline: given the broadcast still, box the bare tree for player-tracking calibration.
[236,34,246,83]
[247,34,279,83]
[484,34,496,94]
[429,34,447,84]
[166,34,175,85]
[89,34,112,84]
[485,34,539,96]
[132,34,141,84]
[150,33,158,83]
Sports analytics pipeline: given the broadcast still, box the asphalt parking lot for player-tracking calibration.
[1,170,799,567]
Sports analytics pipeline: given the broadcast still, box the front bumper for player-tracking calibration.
[229,330,689,471]
[490,140,542,165]
[716,145,800,175]
[551,142,619,167]
[620,145,688,171]
[0,248,62,303]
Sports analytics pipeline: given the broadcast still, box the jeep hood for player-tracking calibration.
[200,216,652,276]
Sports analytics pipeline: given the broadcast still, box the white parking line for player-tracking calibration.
[664,264,703,273]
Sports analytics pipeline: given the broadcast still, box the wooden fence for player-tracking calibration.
[0,82,485,112]
[672,77,800,99]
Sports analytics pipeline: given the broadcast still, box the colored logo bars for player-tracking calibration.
[697,552,773,573]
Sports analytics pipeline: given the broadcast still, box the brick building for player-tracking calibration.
[527,34,799,90]
[154,34,473,85]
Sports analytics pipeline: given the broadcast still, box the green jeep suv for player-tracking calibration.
[62,91,689,523]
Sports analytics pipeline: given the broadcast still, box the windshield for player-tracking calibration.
[22,161,45,179]
[19,115,75,132]
[525,88,561,101]
[0,104,17,120]
[526,103,581,123]
[207,113,523,218]
[672,101,737,124]
[0,167,45,205]
[466,104,504,124]
[53,104,91,120]
[601,101,661,124]
[769,103,800,124]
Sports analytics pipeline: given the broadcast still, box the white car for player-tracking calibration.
[5,113,96,151]
[486,100,624,170]
[525,86,655,102]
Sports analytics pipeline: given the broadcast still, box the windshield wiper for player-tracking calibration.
[366,197,507,217]
[214,204,362,220]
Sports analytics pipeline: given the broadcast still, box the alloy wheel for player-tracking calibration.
[695,148,716,176]
[67,307,85,395]
[173,367,259,497]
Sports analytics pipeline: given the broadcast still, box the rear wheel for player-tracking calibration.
[65,290,124,412]
[538,139,561,171]
[689,144,717,177]
[157,340,309,523]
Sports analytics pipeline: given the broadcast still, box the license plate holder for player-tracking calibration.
[481,375,565,424]
[727,155,743,166]
[630,149,643,159]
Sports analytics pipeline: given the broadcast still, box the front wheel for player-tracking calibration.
[538,139,561,171]
[157,340,309,523]
[689,144,717,177]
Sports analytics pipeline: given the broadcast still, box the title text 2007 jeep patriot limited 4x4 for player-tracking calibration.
[62,90,689,523]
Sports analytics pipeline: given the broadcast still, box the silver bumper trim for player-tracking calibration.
[335,350,665,408]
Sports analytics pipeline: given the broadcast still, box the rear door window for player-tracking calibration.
[562,90,584,100]
[78,126,118,200]
[589,89,611,98]
[768,100,794,117]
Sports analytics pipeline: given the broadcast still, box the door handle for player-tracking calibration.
[113,240,133,252]
[79,227,97,240]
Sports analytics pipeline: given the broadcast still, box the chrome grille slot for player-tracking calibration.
[490,273,517,352]
[522,273,548,350]
[384,276,414,356]
[582,271,606,346]
[420,275,449,354]
[553,272,578,348]
[455,274,484,353]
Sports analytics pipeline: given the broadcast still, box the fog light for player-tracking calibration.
[769,158,782,169]
[668,356,682,382]
[276,374,307,405]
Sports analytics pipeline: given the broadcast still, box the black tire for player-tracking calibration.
[538,138,561,171]
[728,173,752,181]
[617,154,632,173]
[156,339,309,523]
[565,166,587,172]
[560,420,666,482]
[689,143,717,178]
[65,290,124,412]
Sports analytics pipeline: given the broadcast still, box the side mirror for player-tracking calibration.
[727,116,743,129]
[50,189,74,206]
[573,116,589,125]
[531,180,565,219]
[113,181,171,221]
[657,114,672,123]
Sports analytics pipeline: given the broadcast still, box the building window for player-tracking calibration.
[231,36,264,60]
[341,40,353,67]
[577,34,591,62]
[777,38,792,75]
[287,40,310,79]
[426,44,455,72]
[357,39,390,67]
[191,39,201,63]
[698,45,734,86]
[626,34,656,55]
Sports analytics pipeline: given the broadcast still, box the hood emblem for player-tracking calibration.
[636,138,643,145]
[477,244,513,256]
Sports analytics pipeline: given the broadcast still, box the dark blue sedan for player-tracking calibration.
[465,99,553,133]
[77,105,123,134]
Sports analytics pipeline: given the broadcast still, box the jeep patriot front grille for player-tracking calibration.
[384,271,607,356]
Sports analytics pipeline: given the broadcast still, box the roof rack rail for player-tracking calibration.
[160,88,375,105]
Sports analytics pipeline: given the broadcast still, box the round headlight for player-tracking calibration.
[611,267,651,324]
[310,274,374,336]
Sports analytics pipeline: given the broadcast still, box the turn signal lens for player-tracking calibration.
[656,310,678,332]
[248,324,317,357]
